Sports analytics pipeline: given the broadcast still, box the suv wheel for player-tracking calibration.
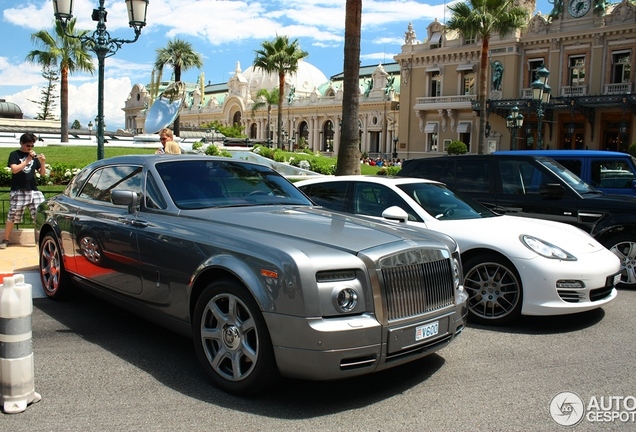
[604,234,636,287]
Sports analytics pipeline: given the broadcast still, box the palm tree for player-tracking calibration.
[335,0,362,175]
[446,0,528,154]
[154,38,204,137]
[26,19,94,143]
[253,36,308,148]
[251,88,280,146]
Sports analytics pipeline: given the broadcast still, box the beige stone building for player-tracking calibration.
[395,0,636,157]
[123,60,401,158]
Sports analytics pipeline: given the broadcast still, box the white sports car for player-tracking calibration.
[296,176,621,325]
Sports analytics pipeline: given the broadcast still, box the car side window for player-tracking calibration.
[301,182,348,212]
[498,160,555,195]
[556,159,582,179]
[593,159,635,189]
[454,159,490,193]
[144,172,167,210]
[352,183,401,217]
[79,165,143,203]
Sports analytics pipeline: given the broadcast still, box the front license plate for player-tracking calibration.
[415,321,439,341]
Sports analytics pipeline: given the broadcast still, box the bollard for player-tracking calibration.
[0,273,41,414]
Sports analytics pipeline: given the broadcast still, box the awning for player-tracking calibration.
[425,123,438,133]
[430,32,442,44]
[426,67,440,73]
[457,122,471,133]
[457,64,474,71]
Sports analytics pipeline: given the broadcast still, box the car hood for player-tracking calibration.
[183,205,457,253]
[429,214,605,257]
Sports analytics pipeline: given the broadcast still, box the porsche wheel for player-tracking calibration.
[463,254,522,325]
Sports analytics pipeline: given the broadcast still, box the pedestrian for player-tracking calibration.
[164,140,181,154]
[1,133,47,249]
[156,127,174,154]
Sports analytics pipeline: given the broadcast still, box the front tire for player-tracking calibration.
[463,254,523,325]
[193,279,279,395]
[603,234,636,287]
[39,232,72,300]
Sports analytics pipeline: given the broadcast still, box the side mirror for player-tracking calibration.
[111,190,139,213]
[382,205,409,223]
[539,183,565,197]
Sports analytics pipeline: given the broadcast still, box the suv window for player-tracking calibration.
[593,159,635,189]
[454,159,491,193]
[499,160,555,195]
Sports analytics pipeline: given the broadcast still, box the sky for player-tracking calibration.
[0,0,553,131]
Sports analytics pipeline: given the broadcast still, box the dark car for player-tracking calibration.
[397,153,636,287]
[35,155,467,395]
[495,150,636,196]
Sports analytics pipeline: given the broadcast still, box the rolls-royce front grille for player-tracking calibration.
[382,257,455,322]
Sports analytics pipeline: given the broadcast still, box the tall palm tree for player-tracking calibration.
[253,36,308,148]
[26,19,94,143]
[154,38,204,136]
[336,0,362,175]
[446,0,528,154]
[251,88,280,146]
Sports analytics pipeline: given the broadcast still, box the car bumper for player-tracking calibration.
[517,249,621,316]
[263,301,467,381]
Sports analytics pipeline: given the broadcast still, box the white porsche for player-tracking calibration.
[296,176,621,325]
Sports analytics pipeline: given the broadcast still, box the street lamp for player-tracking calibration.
[531,64,551,150]
[52,0,149,160]
[506,106,524,150]
[87,120,93,138]
[392,136,398,159]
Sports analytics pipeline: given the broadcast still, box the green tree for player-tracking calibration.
[26,19,95,143]
[251,88,280,145]
[253,36,308,148]
[71,119,81,129]
[29,64,59,121]
[446,0,528,154]
[335,0,362,175]
[154,38,204,137]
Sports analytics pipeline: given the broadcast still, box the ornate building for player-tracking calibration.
[394,0,636,157]
[123,60,401,157]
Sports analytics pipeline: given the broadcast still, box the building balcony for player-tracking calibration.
[414,94,475,110]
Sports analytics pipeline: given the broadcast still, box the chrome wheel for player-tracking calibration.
[607,237,636,286]
[193,280,278,394]
[463,255,522,325]
[40,233,71,300]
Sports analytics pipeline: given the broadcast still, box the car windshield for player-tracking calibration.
[156,159,312,209]
[539,158,601,195]
[397,182,498,220]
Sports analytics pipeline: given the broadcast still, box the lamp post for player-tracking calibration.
[52,0,149,160]
[531,64,551,150]
[506,106,524,150]
[87,120,93,139]
[392,136,398,159]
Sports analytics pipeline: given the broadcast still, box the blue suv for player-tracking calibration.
[495,150,636,196]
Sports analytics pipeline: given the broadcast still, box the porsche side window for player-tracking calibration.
[79,165,143,203]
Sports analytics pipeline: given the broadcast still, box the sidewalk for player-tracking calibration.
[0,229,43,297]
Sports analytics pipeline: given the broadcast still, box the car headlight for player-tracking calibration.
[452,256,462,289]
[520,235,576,261]
[334,287,358,312]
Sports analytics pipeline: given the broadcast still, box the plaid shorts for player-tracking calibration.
[7,190,45,223]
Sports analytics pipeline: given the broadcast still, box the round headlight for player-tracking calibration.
[335,288,358,312]
[453,257,462,289]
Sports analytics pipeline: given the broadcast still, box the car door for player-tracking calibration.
[493,158,580,225]
[71,164,144,295]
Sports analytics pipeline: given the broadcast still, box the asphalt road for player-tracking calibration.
[4,287,636,431]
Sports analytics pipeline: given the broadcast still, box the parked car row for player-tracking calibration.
[34,150,628,395]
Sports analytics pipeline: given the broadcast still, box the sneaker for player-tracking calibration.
[0,240,8,249]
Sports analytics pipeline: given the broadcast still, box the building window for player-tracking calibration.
[463,72,475,95]
[430,71,441,97]
[429,133,438,152]
[430,32,442,49]
[464,34,475,45]
[528,59,544,87]
[569,55,586,86]
[612,51,631,84]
